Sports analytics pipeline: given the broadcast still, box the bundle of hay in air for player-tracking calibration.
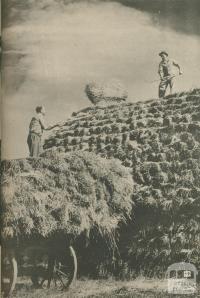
[85,79,128,106]
[1,150,134,247]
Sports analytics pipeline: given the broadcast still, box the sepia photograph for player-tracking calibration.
[1,0,200,297]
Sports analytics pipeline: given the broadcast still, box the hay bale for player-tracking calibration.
[1,150,134,245]
[85,80,128,105]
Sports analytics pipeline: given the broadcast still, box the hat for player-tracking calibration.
[159,51,168,57]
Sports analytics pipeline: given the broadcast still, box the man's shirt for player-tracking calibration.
[29,113,46,136]
[158,59,179,78]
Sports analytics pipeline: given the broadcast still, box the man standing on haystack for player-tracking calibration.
[27,106,53,157]
[158,51,183,98]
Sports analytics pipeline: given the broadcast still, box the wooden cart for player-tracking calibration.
[1,237,77,297]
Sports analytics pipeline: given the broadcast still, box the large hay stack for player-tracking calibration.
[44,88,200,271]
[1,150,133,246]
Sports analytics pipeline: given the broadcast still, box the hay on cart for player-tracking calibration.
[1,150,134,247]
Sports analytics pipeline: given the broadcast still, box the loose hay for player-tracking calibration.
[85,80,128,105]
[1,150,134,245]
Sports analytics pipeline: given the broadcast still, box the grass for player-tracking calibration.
[12,278,200,297]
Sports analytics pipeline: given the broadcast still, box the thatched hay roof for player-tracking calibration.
[1,150,134,243]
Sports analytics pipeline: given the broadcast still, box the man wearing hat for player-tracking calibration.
[158,51,182,98]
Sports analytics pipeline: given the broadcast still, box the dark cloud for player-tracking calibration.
[2,0,28,28]
[108,0,200,36]
[3,0,200,36]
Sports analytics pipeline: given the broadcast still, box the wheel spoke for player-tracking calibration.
[55,268,69,278]
[40,278,46,287]
[30,246,77,291]
[56,272,65,288]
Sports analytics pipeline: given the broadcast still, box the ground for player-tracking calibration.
[12,278,199,297]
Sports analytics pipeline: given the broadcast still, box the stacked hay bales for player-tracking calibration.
[1,150,133,248]
[44,88,200,272]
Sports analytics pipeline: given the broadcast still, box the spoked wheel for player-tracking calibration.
[1,249,18,297]
[31,246,77,290]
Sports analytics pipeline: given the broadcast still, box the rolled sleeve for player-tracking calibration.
[172,60,179,67]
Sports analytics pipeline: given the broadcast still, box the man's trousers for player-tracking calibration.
[27,133,42,157]
[159,77,174,98]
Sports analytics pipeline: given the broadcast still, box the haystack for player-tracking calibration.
[43,89,200,269]
[1,150,134,246]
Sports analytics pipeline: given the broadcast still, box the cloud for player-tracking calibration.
[2,0,200,158]
[112,0,200,36]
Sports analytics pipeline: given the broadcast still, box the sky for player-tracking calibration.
[1,0,200,159]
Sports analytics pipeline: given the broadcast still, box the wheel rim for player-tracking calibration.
[53,246,77,290]
[1,251,18,297]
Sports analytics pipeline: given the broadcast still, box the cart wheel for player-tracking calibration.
[1,250,18,297]
[31,245,77,290]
